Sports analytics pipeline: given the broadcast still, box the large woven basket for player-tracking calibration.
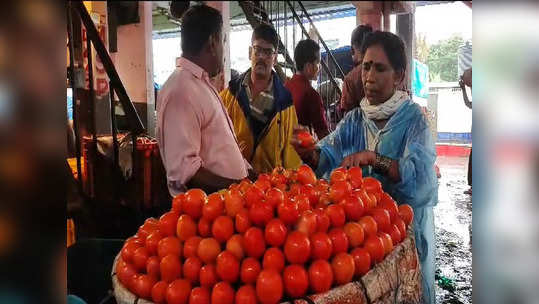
[112,227,421,304]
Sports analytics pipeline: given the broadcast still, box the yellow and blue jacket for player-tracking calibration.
[220,70,302,173]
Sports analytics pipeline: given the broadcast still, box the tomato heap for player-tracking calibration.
[116,165,414,304]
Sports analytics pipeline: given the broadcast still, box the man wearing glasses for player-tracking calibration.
[220,24,301,173]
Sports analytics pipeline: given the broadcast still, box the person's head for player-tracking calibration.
[250,23,279,80]
[360,31,407,105]
[294,39,321,81]
[181,5,224,77]
[350,24,373,67]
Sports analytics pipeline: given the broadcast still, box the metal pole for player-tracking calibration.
[86,24,97,199]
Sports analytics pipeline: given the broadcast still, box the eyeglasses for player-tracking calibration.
[251,45,276,57]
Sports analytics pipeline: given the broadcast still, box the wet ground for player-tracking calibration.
[434,156,472,304]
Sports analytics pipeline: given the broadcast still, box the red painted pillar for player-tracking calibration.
[352,1,382,30]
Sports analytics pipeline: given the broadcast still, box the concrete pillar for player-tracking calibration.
[115,2,155,136]
[396,7,415,92]
[353,1,382,30]
[206,1,231,89]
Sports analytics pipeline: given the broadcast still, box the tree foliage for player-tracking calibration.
[425,35,465,82]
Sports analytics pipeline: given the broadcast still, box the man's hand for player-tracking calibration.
[341,151,376,168]
[290,125,317,158]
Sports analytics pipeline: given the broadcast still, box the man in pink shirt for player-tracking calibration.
[156,5,252,195]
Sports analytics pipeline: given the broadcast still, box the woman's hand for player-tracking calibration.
[341,151,376,168]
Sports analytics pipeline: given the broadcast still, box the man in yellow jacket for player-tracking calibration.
[220,24,301,173]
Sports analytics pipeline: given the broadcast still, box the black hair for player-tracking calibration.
[351,24,373,49]
[181,5,223,56]
[294,39,320,71]
[251,23,279,50]
[361,31,407,74]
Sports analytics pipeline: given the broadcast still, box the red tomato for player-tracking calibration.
[354,189,375,210]
[151,281,168,304]
[160,254,182,283]
[367,208,391,233]
[398,204,414,226]
[326,204,346,228]
[331,253,355,285]
[364,235,385,264]
[328,228,349,256]
[296,210,317,236]
[235,285,257,304]
[393,218,407,239]
[297,131,314,148]
[117,261,137,288]
[239,179,253,194]
[212,215,234,243]
[262,247,285,272]
[133,274,156,300]
[241,257,262,284]
[124,236,144,248]
[301,184,319,206]
[294,194,311,214]
[283,264,309,298]
[157,236,182,259]
[266,188,285,208]
[308,260,333,293]
[159,212,179,237]
[197,238,221,264]
[314,208,330,233]
[183,189,207,220]
[288,183,302,197]
[343,222,365,248]
[256,269,284,304]
[132,247,150,271]
[198,218,211,237]
[329,181,352,203]
[202,193,224,221]
[146,256,160,280]
[183,257,202,284]
[296,164,317,185]
[243,227,266,259]
[189,287,210,304]
[310,232,333,261]
[347,167,363,189]
[350,247,371,277]
[358,216,378,238]
[212,281,235,304]
[362,177,382,194]
[284,231,311,264]
[254,178,272,193]
[145,231,163,256]
[177,214,197,242]
[226,234,245,260]
[235,209,251,234]
[378,193,399,222]
[244,186,265,208]
[340,194,365,221]
[121,242,141,263]
[224,189,245,217]
[166,279,191,304]
[249,201,274,227]
[199,264,218,288]
[172,193,185,214]
[264,218,288,247]
[216,251,240,283]
[277,200,300,225]
[139,221,158,240]
[183,236,202,259]
[378,232,394,256]
[330,167,348,184]
[389,224,402,245]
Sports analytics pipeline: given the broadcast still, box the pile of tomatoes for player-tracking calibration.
[116,165,414,304]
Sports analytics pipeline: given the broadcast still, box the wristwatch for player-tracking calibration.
[374,153,392,175]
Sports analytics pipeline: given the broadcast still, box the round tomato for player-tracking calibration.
[235,285,257,304]
[121,242,141,263]
[202,193,224,221]
[224,189,245,217]
[347,167,363,189]
[244,186,265,208]
[362,177,382,194]
[243,227,266,259]
[343,222,365,248]
[133,274,156,300]
[354,189,375,210]
[212,281,235,304]
[326,204,346,228]
[199,264,218,288]
[283,264,309,298]
[310,232,333,260]
[216,250,240,283]
[189,287,210,304]
[296,164,317,185]
[166,279,191,304]
[297,131,314,148]
[262,247,285,272]
[378,232,393,256]
[295,194,311,214]
[393,218,407,239]
[340,195,365,221]
[145,231,163,256]
[378,193,399,222]
[235,209,251,234]
[183,256,202,284]
[301,184,319,206]
[266,188,285,208]
[367,208,391,233]
[177,214,197,241]
[198,218,211,237]
[117,261,137,288]
[157,236,182,259]
[241,257,262,284]
[212,215,234,243]
[256,269,283,304]
[249,201,274,227]
[288,183,302,197]
[264,218,287,247]
[358,216,378,238]
[314,208,330,233]
[331,253,355,285]
[132,246,149,271]
[159,212,179,237]
[160,254,182,283]
[330,167,348,184]
[398,204,414,226]
[226,234,245,260]
[151,281,168,304]
[197,238,221,264]
[146,256,160,280]
[284,231,311,264]
[277,200,300,225]
[328,228,349,255]
[183,236,201,259]
[308,260,333,293]
[172,193,185,214]
[350,247,371,277]
[184,189,207,220]
[239,179,253,194]
[389,224,402,245]
[329,181,352,203]
[364,235,385,264]
[254,178,272,193]
[296,210,317,236]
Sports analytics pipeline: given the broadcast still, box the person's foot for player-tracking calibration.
[464,188,472,195]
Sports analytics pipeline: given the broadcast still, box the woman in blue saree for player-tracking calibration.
[292,31,437,304]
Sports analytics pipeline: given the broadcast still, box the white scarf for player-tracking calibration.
[360,90,408,120]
